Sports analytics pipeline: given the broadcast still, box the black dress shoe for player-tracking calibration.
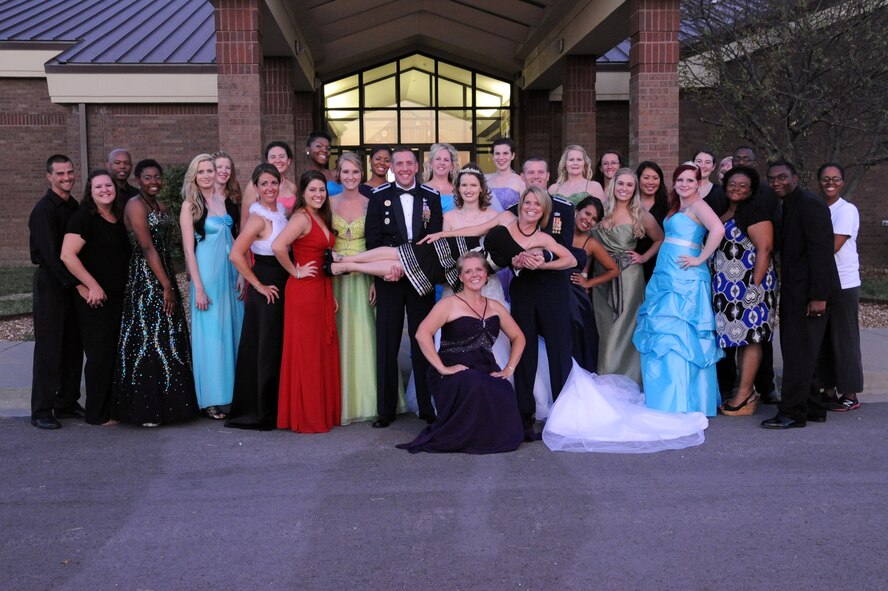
[761,414,806,429]
[807,413,827,423]
[31,417,61,430]
[372,416,394,428]
[54,403,85,419]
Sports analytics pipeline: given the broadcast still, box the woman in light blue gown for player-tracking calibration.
[633,163,725,417]
[180,154,244,420]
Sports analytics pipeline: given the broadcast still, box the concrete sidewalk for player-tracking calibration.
[3,328,887,416]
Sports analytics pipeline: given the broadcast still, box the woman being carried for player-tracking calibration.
[397,252,526,454]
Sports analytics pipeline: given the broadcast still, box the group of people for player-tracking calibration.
[28,135,862,453]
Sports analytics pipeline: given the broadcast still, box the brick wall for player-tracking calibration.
[596,101,630,166]
[0,79,73,264]
[562,56,597,154]
[0,76,220,264]
[85,104,218,171]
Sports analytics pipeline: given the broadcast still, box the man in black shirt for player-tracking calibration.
[107,148,140,201]
[28,154,84,429]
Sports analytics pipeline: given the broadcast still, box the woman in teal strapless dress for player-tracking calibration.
[633,163,725,416]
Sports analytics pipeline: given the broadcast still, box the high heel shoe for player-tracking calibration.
[720,392,758,416]
[322,260,348,277]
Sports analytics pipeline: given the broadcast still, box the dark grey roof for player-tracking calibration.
[0,0,214,65]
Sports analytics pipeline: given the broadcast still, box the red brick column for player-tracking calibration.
[518,89,553,164]
[292,91,316,177]
[629,0,680,174]
[214,0,264,175]
[562,55,597,156]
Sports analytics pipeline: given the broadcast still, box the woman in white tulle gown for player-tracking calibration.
[542,360,709,453]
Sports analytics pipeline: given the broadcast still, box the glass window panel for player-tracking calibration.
[475,109,508,144]
[326,88,359,110]
[437,78,466,108]
[364,62,396,84]
[438,62,472,87]
[363,110,398,144]
[401,110,436,144]
[476,74,511,107]
[364,77,396,108]
[400,70,432,107]
[400,54,435,75]
[439,110,472,144]
[475,146,494,175]
[324,75,359,108]
[326,111,360,146]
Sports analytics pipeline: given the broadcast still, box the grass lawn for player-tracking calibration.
[0,266,33,317]
[861,273,888,301]
[0,266,32,296]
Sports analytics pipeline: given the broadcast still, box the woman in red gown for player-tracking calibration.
[271,170,341,433]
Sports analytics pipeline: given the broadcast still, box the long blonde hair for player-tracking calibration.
[555,144,592,185]
[182,153,215,222]
[423,143,459,184]
[602,167,646,239]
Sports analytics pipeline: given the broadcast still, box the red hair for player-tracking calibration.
[667,163,702,215]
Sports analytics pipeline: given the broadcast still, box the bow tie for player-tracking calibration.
[397,187,415,197]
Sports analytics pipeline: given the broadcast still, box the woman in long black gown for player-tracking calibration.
[226,164,289,430]
[114,160,198,427]
[397,252,526,454]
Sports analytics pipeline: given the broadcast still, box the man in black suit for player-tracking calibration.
[761,160,840,429]
[365,146,443,428]
[28,154,85,429]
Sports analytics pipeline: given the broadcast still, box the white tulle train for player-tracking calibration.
[542,360,708,453]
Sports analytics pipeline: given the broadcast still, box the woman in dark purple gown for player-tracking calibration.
[397,251,526,454]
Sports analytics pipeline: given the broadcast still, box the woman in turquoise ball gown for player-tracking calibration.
[633,163,725,417]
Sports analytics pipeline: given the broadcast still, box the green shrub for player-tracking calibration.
[157,163,187,269]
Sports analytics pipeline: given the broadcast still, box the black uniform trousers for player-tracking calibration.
[74,295,123,425]
[31,267,83,419]
[778,293,830,422]
[374,277,436,420]
[509,268,572,417]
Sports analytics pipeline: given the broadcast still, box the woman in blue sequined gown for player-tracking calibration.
[397,252,526,454]
[180,154,244,420]
[633,164,725,417]
[114,160,198,426]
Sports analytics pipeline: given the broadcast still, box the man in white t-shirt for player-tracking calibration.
[816,163,863,411]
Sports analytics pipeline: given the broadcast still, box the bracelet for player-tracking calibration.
[296,267,301,279]
[506,365,515,371]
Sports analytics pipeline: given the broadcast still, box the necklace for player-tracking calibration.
[517,223,539,237]
[456,208,481,223]
[141,194,160,212]
[455,295,488,329]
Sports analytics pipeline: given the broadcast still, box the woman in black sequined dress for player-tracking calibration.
[113,160,198,427]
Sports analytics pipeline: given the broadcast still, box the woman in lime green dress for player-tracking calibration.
[332,153,405,424]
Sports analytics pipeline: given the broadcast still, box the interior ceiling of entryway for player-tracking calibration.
[268,0,628,86]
